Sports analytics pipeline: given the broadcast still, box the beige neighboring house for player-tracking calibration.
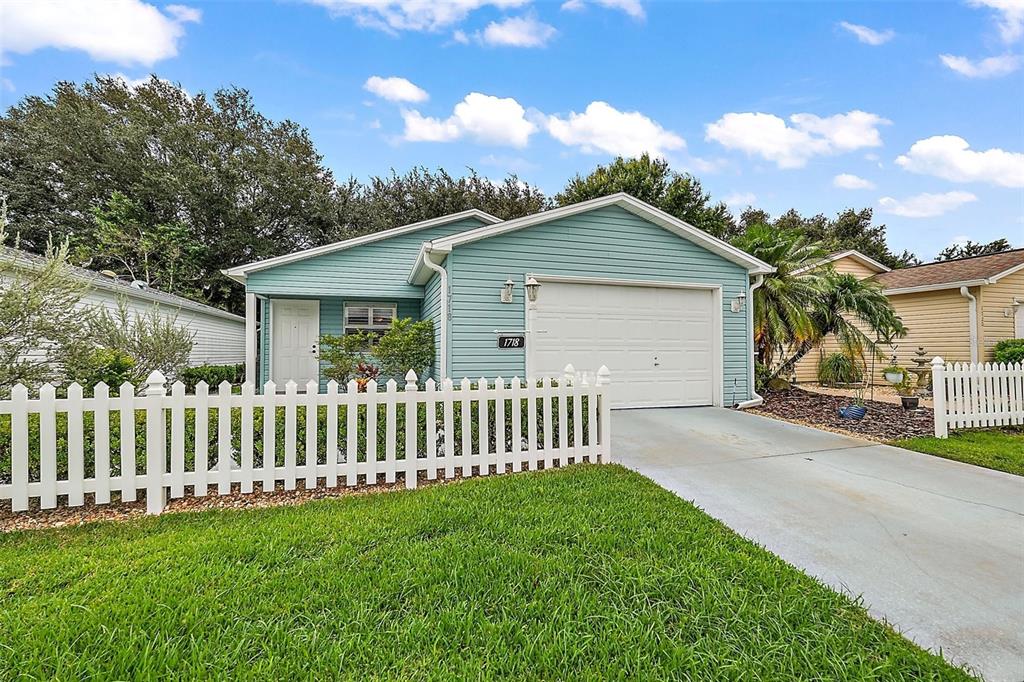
[794,248,1024,384]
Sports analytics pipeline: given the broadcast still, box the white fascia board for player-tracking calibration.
[223,209,502,282]
[423,193,775,275]
[795,249,891,275]
[883,279,989,296]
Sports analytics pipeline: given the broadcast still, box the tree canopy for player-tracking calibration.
[557,154,737,240]
[935,238,1012,261]
[2,76,930,314]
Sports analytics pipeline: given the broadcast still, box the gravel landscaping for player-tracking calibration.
[751,388,934,442]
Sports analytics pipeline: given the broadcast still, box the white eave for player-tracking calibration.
[408,193,775,285]
[221,208,502,284]
[794,249,891,275]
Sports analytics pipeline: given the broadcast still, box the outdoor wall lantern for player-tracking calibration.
[525,276,541,303]
[501,278,515,304]
[731,291,747,313]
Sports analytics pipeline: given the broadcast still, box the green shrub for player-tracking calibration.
[993,338,1024,365]
[321,317,435,384]
[373,318,434,380]
[179,364,244,390]
[75,349,136,392]
[817,352,863,386]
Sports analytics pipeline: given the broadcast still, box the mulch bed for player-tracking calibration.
[750,388,934,442]
[0,475,455,533]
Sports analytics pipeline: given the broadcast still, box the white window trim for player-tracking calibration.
[343,301,397,334]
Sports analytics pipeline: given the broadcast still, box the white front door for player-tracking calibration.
[272,299,320,387]
[1016,303,1024,338]
[529,280,719,408]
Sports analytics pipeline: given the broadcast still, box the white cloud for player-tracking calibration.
[1,78,13,93]
[878,191,978,218]
[363,75,429,102]
[479,15,557,47]
[165,4,202,23]
[402,92,536,147]
[724,192,757,211]
[303,0,529,33]
[545,101,685,158]
[895,135,1024,188]
[838,21,894,45]
[452,29,470,44]
[109,73,157,89]
[560,0,645,19]
[968,0,1024,43]
[833,173,875,190]
[0,0,200,66]
[939,53,1021,78]
[705,110,890,169]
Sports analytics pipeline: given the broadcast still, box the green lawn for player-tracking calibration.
[0,465,970,680]
[893,429,1024,477]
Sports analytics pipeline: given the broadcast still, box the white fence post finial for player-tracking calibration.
[596,365,611,385]
[405,369,418,391]
[563,364,576,385]
[145,370,166,396]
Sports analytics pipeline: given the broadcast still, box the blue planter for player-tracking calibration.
[838,405,867,420]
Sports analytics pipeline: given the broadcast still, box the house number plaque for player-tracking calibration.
[497,335,525,349]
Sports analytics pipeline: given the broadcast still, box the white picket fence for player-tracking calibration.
[0,365,611,515]
[931,357,1024,438]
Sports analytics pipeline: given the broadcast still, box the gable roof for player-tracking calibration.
[408,193,774,284]
[3,246,243,322]
[872,248,1024,294]
[794,249,891,275]
[222,209,501,283]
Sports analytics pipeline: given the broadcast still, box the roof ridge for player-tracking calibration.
[896,247,1024,270]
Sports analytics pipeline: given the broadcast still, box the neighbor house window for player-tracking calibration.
[344,303,396,338]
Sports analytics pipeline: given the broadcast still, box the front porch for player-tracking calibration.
[244,294,424,392]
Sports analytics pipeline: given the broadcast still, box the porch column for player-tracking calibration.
[245,292,257,385]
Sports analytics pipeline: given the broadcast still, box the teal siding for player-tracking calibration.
[420,268,444,381]
[245,217,490,299]
[447,205,754,402]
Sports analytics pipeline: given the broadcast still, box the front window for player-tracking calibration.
[344,302,396,338]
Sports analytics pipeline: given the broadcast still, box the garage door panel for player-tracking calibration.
[530,281,717,408]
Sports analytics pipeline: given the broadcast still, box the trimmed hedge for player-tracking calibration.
[179,364,245,391]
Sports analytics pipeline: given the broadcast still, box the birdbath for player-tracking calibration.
[908,347,932,396]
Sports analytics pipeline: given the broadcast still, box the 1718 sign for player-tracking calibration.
[497,335,525,349]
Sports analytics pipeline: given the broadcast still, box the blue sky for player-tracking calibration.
[2,0,1022,259]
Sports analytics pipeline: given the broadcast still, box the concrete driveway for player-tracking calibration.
[613,407,1024,681]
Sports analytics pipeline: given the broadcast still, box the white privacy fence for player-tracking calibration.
[931,357,1024,438]
[0,365,611,515]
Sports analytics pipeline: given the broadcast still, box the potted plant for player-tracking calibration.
[883,352,904,385]
[894,370,919,410]
[838,387,867,420]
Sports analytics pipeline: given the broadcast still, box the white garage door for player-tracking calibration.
[529,281,718,408]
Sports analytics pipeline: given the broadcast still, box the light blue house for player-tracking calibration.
[224,193,774,408]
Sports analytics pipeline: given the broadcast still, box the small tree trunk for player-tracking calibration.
[770,341,814,381]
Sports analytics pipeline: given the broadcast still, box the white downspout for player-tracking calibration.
[737,273,765,409]
[421,246,449,379]
[960,286,979,364]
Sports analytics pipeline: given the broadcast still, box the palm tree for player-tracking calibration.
[771,272,906,381]
[732,224,907,384]
[731,225,826,368]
